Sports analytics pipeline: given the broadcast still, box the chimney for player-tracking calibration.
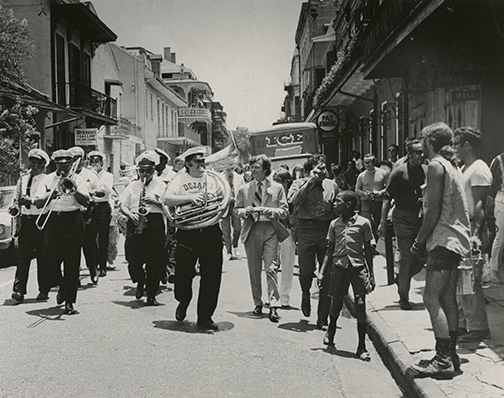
[150,54,162,78]
[171,53,176,64]
[164,47,171,61]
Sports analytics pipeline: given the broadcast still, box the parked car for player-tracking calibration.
[0,186,17,268]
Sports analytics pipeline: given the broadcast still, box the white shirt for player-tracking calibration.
[461,159,492,219]
[94,169,114,203]
[165,170,221,198]
[120,175,166,214]
[36,172,89,212]
[17,173,47,215]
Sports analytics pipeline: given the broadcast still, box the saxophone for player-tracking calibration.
[135,177,149,234]
[10,171,28,237]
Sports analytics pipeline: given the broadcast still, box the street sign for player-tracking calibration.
[75,128,98,146]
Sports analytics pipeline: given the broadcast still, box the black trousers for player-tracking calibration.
[82,205,97,276]
[13,215,49,295]
[124,213,166,299]
[174,224,223,323]
[94,202,111,270]
[43,210,84,304]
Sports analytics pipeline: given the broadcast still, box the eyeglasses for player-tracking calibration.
[90,158,102,163]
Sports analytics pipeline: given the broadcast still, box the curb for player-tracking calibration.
[344,296,447,398]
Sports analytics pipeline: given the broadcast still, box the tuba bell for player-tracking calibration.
[165,169,231,230]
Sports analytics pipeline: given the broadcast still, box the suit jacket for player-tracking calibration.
[235,178,289,243]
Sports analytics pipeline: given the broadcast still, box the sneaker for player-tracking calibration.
[458,329,491,343]
[227,252,233,261]
[233,248,240,257]
[408,355,454,380]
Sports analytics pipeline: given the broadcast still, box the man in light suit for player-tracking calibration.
[235,154,289,323]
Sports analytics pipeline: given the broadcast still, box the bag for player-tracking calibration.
[457,251,484,295]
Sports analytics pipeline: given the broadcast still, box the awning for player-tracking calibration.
[304,33,336,71]
[158,137,200,147]
[0,81,84,119]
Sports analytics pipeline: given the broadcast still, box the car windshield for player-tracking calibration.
[0,187,16,211]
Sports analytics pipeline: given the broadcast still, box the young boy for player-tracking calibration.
[317,190,375,360]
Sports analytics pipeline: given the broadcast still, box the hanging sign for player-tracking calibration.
[316,110,338,140]
[75,128,98,146]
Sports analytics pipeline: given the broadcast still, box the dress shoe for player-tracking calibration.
[233,248,240,257]
[99,269,107,278]
[91,273,99,284]
[11,292,24,303]
[399,299,412,310]
[301,293,311,317]
[167,274,176,284]
[36,292,49,301]
[175,302,188,321]
[253,305,263,315]
[269,308,280,323]
[64,303,78,315]
[197,319,218,331]
[458,329,491,343]
[323,331,335,347]
[160,276,168,285]
[316,319,328,331]
[146,297,159,306]
[135,282,145,299]
[56,291,64,305]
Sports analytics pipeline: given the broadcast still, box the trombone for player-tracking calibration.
[35,159,79,231]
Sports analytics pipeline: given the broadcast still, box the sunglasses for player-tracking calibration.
[90,158,102,163]
[138,168,154,174]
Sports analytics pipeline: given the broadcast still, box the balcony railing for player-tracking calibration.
[178,107,212,122]
[58,82,117,120]
[362,0,427,63]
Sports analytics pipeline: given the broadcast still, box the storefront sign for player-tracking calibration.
[316,110,338,140]
[75,128,98,146]
[452,90,480,103]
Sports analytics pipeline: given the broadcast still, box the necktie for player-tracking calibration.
[252,181,262,221]
[26,175,33,196]
[227,172,234,198]
[25,175,33,209]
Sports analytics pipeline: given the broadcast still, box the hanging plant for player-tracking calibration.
[313,30,362,108]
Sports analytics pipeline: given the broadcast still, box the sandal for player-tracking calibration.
[356,348,371,362]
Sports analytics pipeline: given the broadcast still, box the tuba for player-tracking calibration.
[165,169,231,230]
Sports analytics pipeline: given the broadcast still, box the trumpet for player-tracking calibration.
[35,159,79,231]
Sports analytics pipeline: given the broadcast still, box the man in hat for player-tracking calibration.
[69,146,106,284]
[35,149,90,314]
[120,150,167,306]
[88,150,114,277]
[163,146,225,330]
[10,149,51,302]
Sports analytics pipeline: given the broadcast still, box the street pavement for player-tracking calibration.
[0,237,404,398]
[357,241,504,398]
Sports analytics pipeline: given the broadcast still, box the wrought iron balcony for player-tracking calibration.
[178,107,212,123]
[57,82,117,123]
[362,0,427,64]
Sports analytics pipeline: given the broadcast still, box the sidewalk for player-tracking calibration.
[349,244,504,398]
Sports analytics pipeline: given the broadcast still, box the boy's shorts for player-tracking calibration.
[426,246,461,271]
[329,264,370,297]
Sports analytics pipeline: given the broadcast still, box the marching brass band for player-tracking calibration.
[6,145,272,331]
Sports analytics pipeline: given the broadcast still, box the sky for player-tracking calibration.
[90,0,305,132]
